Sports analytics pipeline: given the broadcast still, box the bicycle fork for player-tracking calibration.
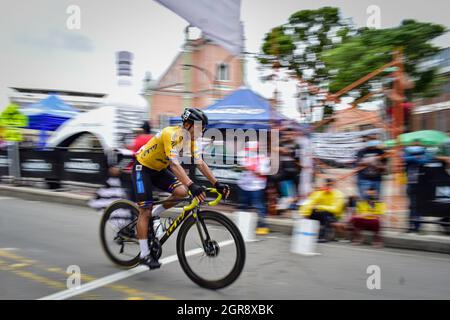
[193,209,219,257]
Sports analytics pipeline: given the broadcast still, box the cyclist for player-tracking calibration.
[132,107,230,269]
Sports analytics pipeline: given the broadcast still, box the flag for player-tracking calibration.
[154,0,243,56]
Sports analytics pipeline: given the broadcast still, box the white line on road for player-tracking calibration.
[38,240,234,300]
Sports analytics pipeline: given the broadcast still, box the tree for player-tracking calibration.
[322,20,447,98]
[258,7,356,86]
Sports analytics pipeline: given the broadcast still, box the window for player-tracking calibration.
[216,63,229,81]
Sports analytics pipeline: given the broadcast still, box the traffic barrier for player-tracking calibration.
[235,211,258,242]
[290,218,321,256]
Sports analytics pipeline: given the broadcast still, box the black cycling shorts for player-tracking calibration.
[131,161,183,208]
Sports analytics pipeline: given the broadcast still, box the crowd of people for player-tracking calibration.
[236,124,449,247]
[90,120,449,248]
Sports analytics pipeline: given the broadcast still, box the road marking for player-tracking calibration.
[321,243,450,262]
[10,263,30,268]
[0,196,14,200]
[0,249,170,300]
[0,259,67,291]
[38,240,235,300]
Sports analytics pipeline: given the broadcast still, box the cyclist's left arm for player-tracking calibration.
[193,140,230,198]
[196,159,217,186]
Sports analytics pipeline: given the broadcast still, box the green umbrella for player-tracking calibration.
[384,130,448,147]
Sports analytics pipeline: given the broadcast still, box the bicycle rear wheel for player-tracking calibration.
[100,200,140,268]
[176,210,246,290]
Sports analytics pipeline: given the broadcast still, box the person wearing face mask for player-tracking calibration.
[403,139,433,233]
[299,178,346,242]
[350,187,385,247]
[355,135,387,199]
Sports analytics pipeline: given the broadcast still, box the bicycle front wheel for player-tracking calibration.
[176,210,246,290]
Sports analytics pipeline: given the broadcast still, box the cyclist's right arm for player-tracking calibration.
[169,161,207,201]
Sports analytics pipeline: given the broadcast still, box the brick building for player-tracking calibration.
[410,47,450,132]
[327,107,384,133]
[144,29,244,129]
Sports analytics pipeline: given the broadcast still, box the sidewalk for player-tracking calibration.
[1,184,449,254]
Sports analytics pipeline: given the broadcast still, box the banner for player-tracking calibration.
[155,0,243,56]
[0,147,9,176]
[60,151,108,184]
[311,128,383,165]
[20,149,60,179]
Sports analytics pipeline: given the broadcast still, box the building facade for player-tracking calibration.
[144,31,244,129]
[410,47,450,132]
[327,107,384,133]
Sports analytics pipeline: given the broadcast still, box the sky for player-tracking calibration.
[0,0,449,118]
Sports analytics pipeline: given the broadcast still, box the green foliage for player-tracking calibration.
[261,26,295,57]
[259,7,447,99]
[322,20,447,98]
[259,7,351,84]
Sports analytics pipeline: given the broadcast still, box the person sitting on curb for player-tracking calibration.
[299,178,346,242]
[349,187,385,248]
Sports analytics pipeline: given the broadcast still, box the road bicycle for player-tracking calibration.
[100,188,246,290]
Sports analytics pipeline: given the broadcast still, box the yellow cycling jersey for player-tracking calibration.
[136,126,200,171]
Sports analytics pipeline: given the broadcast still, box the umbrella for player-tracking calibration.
[384,130,448,147]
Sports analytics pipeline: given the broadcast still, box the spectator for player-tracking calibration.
[403,139,433,233]
[297,129,314,201]
[89,166,134,231]
[129,121,153,153]
[277,127,301,210]
[350,187,385,248]
[355,135,387,199]
[299,178,346,242]
[88,166,126,211]
[237,141,271,235]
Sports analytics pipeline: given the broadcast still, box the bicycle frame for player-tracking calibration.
[116,188,222,246]
[159,188,222,245]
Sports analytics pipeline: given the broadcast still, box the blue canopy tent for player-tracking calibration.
[21,95,78,147]
[170,87,286,129]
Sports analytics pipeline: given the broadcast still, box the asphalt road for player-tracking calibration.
[1,196,450,300]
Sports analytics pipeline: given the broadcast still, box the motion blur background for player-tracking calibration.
[0,0,449,300]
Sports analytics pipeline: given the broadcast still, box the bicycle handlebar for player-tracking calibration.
[183,188,222,211]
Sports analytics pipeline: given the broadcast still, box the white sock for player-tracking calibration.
[139,239,150,258]
[151,204,165,218]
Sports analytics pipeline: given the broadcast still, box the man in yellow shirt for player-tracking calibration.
[132,108,230,269]
[349,187,385,247]
[300,179,346,242]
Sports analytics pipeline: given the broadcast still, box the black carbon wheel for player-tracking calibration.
[176,210,246,290]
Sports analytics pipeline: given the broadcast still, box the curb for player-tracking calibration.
[1,185,449,255]
[0,185,89,207]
